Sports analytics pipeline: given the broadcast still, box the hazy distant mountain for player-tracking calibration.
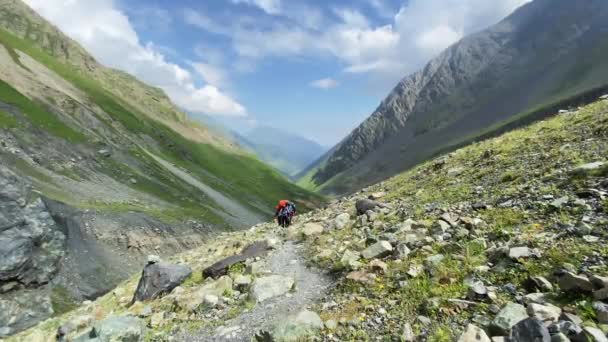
[243,126,327,178]
[300,0,608,195]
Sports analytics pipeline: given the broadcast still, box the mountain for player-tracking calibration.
[11,96,608,341]
[300,0,608,195]
[243,126,327,178]
[0,0,322,336]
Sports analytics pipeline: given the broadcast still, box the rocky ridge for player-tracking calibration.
[7,99,608,341]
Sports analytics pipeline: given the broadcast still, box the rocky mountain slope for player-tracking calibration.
[0,0,322,337]
[301,0,608,195]
[240,126,327,178]
[10,97,608,341]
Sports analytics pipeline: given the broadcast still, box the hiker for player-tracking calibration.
[275,200,296,227]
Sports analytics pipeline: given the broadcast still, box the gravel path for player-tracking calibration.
[185,241,334,341]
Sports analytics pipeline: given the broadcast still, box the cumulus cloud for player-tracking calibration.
[310,78,339,90]
[23,0,247,117]
[186,0,530,88]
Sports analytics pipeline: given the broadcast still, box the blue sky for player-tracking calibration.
[24,0,530,146]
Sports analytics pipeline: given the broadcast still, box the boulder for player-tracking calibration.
[491,303,528,335]
[458,324,491,342]
[178,276,233,312]
[302,223,324,238]
[573,327,608,342]
[340,250,362,270]
[569,162,605,176]
[467,281,489,301]
[368,260,388,274]
[203,240,270,278]
[591,275,608,289]
[509,318,551,342]
[509,247,541,260]
[527,303,561,323]
[551,333,570,342]
[233,275,252,290]
[593,302,608,324]
[333,213,351,229]
[356,199,380,216]
[361,241,393,260]
[131,262,191,304]
[250,275,295,302]
[558,272,594,292]
[75,316,145,342]
[271,310,323,341]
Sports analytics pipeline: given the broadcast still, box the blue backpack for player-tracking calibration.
[281,203,294,217]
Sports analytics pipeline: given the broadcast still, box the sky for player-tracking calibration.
[23,0,530,146]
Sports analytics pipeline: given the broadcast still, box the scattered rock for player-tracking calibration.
[340,250,362,270]
[569,162,605,176]
[203,240,270,278]
[458,324,491,342]
[368,259,388,274]
[401,323,415,341]
[131,262,192,304]
[491,303,528,335]
[369,192,386,200]
[233,275,252,290]
[356,199,380,216]
[302,223,324,238]
[271,310,323,341]
[509,318,551,342]
[346,270,374,284]
[527,303,561,323]
[558,272,594,292]
[573,327,608,342]
[509,247,541,260]
[594,302,608,324]
[333,213,351,229]
[77,316,145,342]
[250,275,295,302]
[361,241,393,259]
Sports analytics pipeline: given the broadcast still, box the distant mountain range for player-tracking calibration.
[299,0,608,195]
[240,126,327,178]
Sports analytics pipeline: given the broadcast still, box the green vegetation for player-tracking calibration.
[0,79,86,142]
[0,34,31,72]
[0,108,17,128]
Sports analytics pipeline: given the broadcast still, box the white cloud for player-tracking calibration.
[23,0,246,117]
[231,0,281,15]
[310,78,339,90]
[192,62,227,87]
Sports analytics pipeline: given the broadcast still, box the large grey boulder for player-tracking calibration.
[74,316,145,342]
[491,303,528,335]
[509,318,551,342]
[131,262,191,304]
[250,275,295,302]
[203,240,271,279]
[558,272,594,292]
[356,199,380,216]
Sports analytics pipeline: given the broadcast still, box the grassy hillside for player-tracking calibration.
[0,25,323,226]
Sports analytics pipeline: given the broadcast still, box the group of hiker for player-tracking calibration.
[274,199,296,227]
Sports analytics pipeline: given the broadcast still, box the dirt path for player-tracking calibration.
[184,241,334,341]
[143,150,264,228]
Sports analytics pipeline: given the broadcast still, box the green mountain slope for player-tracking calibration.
[301,0,608,195]
[0,0,322,336]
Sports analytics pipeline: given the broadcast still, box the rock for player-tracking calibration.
[491,303,528,335]
[203,240,270,278]
[560,313,584,326]
[271,310,323,341]
[97,149,112,157]
[302,223,324,238]
[346,270,374,284]
[591,275,608,289]
[418,316,432,326]
[448,167,465,177]
[340,250,362,270]
[361,241,393,259]
[467,281,489,301]
[440,213,459,227]
[458,324,491,342]
[570,162,605,176]
[594,287,608,301]
[558,272,594,292]
[549,320,582,338]
[526,276,554,292]
[424,254,445,272]
[402,323,415,341]
[600,94,608,100]
[509,318,551,342]
[369,192,386,200]
[246,261,265,275]
[356,199,380,216]
[523,293,551,305]
[550,197,569,210]
[177,276,233,312]
[203,294,219,307]
[250,275,295,302]
[368,260,388,274]
[334,213,351,229]
[233,275,252,290]
[432,220,451,235]
[573,327,608,342]
[146,255,161,264]
[150,312,165,328]
[509,247,541,260]
[395,243,411,259]
[527,303,561,323]
[551,333,570,342]
[325,319,337,330]
[131,262,191,303]
[81,316,145,342]
[594,302,608,324]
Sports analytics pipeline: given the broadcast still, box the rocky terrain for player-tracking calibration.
[0,0,321,336]
[301,0,608,195]
[8,97,607,341]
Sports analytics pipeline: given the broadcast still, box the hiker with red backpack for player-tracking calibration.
[275,199,296,227]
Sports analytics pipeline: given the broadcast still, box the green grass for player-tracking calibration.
[0,35,31,72]
[50,285,78,316]
[0,108,17,128]
[0,79,86,142]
